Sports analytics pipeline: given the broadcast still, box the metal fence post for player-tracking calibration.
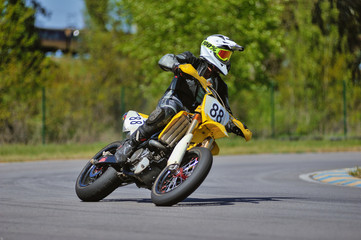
[270,81,275,138]
[343,79,347,139]
[42,86,46,145]
[120,86,126,139]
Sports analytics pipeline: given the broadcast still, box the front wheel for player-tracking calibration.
[151,147,213,206]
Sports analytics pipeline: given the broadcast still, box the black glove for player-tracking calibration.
[172,63,180,74]
[172,63,187,77]
[226,121,246,138]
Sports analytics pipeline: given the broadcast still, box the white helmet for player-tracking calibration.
[200,34,244,75]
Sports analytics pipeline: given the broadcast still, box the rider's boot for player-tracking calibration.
[115,105,174,166]
[115,129,147,166]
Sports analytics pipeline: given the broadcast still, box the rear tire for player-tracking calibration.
[151,147,213,206]
[75,141,124,202]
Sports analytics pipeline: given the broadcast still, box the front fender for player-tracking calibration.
[192,121,228,144]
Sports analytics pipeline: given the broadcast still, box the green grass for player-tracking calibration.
[0,142,109,162]
[1,138,361,163]
[217,138,361,155]
[349,166,361,178]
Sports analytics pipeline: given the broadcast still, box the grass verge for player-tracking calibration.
[0,142,108,162]
[0,138,361,163]
[217,138,361,155]
[349,166,361,178]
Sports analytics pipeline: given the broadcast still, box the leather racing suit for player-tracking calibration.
[136,51,233,140]
[115,51,241,164]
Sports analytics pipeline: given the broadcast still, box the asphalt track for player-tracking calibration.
[0,152,360,240]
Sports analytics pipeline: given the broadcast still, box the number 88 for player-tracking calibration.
[210,103,224,123]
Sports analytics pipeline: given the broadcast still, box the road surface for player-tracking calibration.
[0,152,360,240]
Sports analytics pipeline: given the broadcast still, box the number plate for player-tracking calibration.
[203,95,229,125]
[123,111,147,134]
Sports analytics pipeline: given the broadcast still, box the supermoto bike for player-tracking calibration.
[75,64,252,206]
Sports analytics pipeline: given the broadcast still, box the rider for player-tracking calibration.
[115,34,246,165]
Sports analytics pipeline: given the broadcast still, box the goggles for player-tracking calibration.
[202,40,233,62]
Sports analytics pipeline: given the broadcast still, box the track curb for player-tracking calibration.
[300,168,361,188]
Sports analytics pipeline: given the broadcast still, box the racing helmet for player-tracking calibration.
[200,34,244,75]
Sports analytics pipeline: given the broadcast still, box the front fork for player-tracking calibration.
[166,113,202,168]
[202,137,214,149]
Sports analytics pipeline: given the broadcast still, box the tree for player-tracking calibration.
[0,0,48,143]
[116,0,285,98]
[313,0,361,83]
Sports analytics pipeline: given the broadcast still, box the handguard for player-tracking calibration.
[178,64,211,94]
[231,118,252,141]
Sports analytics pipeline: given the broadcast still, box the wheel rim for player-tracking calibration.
[79,164,108,187]
[156,155,199,194]
[78,144,120,187]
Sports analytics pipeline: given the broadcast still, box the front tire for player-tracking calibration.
[151,147,213,206]
[75,141,123,202]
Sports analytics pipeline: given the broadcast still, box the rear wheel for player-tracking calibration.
[75,141,125,202]
[151,147,213,206]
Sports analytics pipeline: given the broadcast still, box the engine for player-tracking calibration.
[126,143,168,189]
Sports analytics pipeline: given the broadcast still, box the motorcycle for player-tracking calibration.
[75,64,252,206]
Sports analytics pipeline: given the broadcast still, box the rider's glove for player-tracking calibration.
[172,63,180,74]
[172,63,181,75]
[226,121,246,138]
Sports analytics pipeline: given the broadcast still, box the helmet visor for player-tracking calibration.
[216,49,232,62]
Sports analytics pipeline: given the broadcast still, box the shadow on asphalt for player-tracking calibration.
[102,197,298,207]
